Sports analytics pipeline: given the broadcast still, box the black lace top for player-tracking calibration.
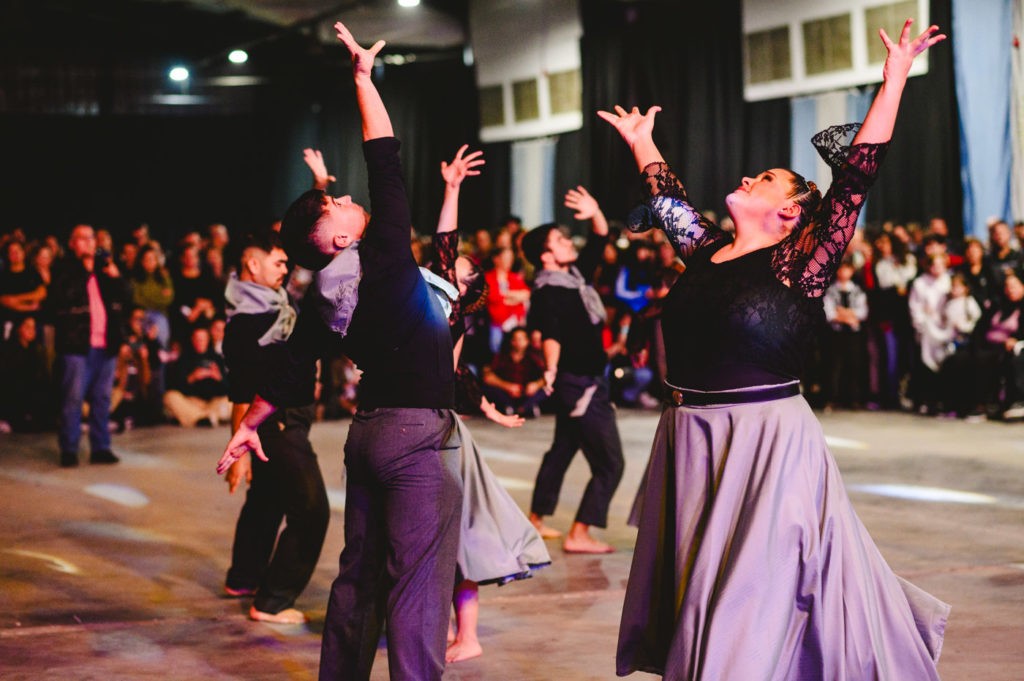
[630,123,889,390]
[432,230,485,413]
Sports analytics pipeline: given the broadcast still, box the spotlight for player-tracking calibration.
[169,66,189,82]
[398,0,420,7]
[228,49,248,64]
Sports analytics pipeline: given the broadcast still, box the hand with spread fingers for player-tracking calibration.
[880,19,946,85]
[441,144,485,190]
[333,21,386,78]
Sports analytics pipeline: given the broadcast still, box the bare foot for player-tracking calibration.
[448,622,456,644]
[223,585,256,598]
[529,513,563,539]
[249,606,308,624]
[446,638,483,663]
[562,534,615,554]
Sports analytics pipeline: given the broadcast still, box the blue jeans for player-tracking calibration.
[58,348,117,455]
[319,408,462,681]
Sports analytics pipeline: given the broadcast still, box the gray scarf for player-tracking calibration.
[224,272,297,346]
[312,243,362,337]
[309,244,459,340]
[533,266,607,325]
[420,267,459,319]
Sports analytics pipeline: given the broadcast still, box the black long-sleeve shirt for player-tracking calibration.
[527,232,610,377]
[262,137,454,410]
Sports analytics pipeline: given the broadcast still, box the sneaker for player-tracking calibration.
[1002,402,1024,420]
[90,450,120,464]
[60,452,79,468]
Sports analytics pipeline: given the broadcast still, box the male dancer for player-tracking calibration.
[520,186,625,554]
[221,230,329,624]
[218,22,461,681]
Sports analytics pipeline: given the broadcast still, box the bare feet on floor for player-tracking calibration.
[248,606,308,624]
[446,638,483,663]
[529,512,563,539]
[562,523,615,554]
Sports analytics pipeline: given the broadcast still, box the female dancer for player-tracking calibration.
[601,19,949,680]
[430,144,551,663]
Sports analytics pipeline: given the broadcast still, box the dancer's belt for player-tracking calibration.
[665,381,800,407]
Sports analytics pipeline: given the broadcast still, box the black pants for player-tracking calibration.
[319,408,462,681]
[825,330,866,406]
[226,404,329,614]
[530,373,624,528]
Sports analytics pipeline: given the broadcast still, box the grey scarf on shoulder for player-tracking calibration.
[224,272,298,346]
[533,266,607,326]
[312,243,362,337]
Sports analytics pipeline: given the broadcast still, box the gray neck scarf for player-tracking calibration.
[420,267,459,319]
[533,265,607,325]
[312,243,362,337]
[224,272,297,346]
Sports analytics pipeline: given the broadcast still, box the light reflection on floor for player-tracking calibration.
[84,484,150,508]
[848,483,998,505]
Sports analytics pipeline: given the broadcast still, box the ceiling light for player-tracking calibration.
[398,0,420,7]
[228,49,248,64]
[169,66,189,82]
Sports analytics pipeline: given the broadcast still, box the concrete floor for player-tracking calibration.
[0,408,1022,680]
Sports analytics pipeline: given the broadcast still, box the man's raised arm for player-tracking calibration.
[334,22,392,142]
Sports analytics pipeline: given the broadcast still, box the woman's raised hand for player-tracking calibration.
[597,105,661,148]
[880,19,946,84]
[441,144,485,189]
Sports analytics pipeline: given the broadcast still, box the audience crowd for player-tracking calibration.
[3,207,1024,455]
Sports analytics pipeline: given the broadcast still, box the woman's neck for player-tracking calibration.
[713,224,783,261]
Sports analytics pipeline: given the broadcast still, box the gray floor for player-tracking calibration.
[1,408,1022,680]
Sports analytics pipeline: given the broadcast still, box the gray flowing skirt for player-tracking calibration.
[617,395,949,680]
[455,417,551,585]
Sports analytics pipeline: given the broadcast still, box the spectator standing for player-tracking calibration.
[908,254,952,412]
[50,224,127,467]
[130,243,174,348]
[822,260,869,409]
[866,231,916,408]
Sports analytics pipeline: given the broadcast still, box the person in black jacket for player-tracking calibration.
[218,23,461,681]
[221,230,329,625]
[520,186,625,554]
[50,224,128,467]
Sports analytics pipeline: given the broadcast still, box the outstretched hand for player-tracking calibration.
[334,21,386,78]
[564,185,601,221]
[880,19,946,83]
[216,422,268,475]
[596,105,661,148]
[441,144,485,189]
[303,148,336,186]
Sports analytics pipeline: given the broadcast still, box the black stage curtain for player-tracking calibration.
[0,114,278,244]
[864,0,962,236]
[564,0,749,231]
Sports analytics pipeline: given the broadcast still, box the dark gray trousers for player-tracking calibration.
[318,408,462,681]
[530,373,624,528]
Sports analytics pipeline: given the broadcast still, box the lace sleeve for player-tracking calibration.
[432,231,462,330]
[774,123,890,297]
[626,162,727,263]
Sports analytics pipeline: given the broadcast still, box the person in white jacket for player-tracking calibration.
[908,253,952,412]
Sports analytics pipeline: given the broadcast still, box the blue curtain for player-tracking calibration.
[953,0,1013,236]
